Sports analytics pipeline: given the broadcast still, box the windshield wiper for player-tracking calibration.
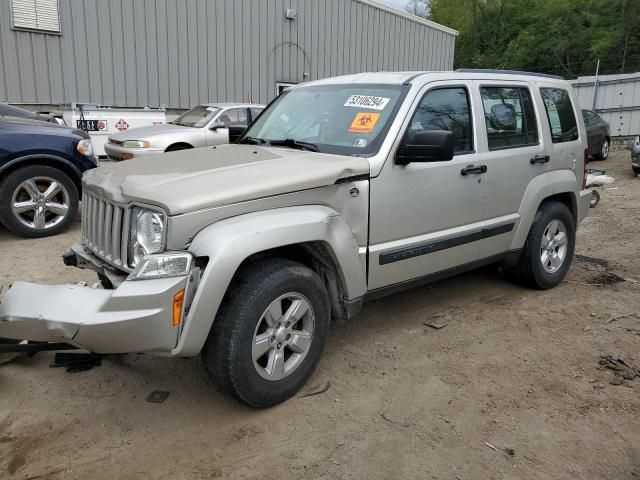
[239,136,268,145]
[268,138,320,152]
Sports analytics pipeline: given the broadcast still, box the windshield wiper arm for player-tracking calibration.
[268,138,320,152]
[239,136,267,145]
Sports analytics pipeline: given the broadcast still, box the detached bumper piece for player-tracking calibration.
[0,275,189,355]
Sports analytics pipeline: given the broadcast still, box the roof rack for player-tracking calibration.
[455,69,564,80]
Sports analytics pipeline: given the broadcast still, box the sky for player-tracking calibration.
[376,0,410,12]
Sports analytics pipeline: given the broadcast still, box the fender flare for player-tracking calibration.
[511,169,579,250]
[173,205,366,356]
[0,154,84,190]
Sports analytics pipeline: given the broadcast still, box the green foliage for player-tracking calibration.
[426,0,640,77]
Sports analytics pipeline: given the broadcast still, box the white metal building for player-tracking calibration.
[571,72,640,138]
[0,0,457,109]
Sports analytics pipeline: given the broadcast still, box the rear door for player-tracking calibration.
[473,81,548,259]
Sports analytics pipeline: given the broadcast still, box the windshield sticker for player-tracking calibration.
[348,112,381,134]
[354,138,368,148]
[344,95,390,111]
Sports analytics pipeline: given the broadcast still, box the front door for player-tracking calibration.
[205,108,250,146]
[368,83,486,291]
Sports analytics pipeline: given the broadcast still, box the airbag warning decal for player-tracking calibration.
[344,95,390,110]
[348,112,381,134]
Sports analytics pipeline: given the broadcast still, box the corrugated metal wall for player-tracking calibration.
[0,0,457,109]
[571,72,640,137]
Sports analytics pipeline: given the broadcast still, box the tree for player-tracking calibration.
[406,0,430,18]
[428,0,640,78]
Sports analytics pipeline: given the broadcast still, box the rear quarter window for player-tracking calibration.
[540,88,579,143]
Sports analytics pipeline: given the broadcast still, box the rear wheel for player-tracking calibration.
[595,138,609,160]
[202,258,330,407]
[0,165,78,238]
[508,201,575,289]
[590,189,600,208]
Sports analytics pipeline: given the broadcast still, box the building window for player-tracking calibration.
[11,0,61,34]
[481,87,539,150]
[276,82,297,96]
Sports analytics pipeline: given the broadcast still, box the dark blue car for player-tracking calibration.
[0,116,97,237]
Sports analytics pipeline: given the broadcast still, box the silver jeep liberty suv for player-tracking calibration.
[0,70,592,407]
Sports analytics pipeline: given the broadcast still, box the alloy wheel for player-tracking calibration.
[252,293,315,381]
[11,177,70,231]
[540,219,568,273]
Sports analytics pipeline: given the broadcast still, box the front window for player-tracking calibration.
[172,105,221,128]
[408,87,474,154]
[218,108,248,127]
[241,84,407,156]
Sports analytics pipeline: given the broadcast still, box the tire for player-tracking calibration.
[202,258,331,408]
[595,138,609,160]
[0,165,79,238]
[508,201,576,290]
[590,189,600,208]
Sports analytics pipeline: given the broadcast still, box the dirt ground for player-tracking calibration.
[0,151,638,480]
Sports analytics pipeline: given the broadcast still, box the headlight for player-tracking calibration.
[128,252,193,280]
[129,207,166,268]
[122,140,151,148]
[76,139,94,156]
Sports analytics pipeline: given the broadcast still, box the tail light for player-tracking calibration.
[582,148,589,188]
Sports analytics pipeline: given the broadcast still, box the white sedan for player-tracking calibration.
[104,103,264,160]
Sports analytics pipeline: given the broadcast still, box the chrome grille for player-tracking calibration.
[81,192,127,268]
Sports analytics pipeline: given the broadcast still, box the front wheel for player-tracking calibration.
[508,201,576,289]
[202,258,331,407]
[0,165,78,238]
[590,189,600,208]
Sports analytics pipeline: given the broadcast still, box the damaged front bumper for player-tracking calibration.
[0,274,189,355]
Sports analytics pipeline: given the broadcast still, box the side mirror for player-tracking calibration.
[228,124,248,143]
[395,130,455,165]
[210,121,226,130]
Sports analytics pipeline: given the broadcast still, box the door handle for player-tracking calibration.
[530,155,550,164]
[461,164,487,176]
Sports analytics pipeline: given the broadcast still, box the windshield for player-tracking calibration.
[172,105,221,128]
[242,84,406,156]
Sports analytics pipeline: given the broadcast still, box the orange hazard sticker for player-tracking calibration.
[348,112,381,134]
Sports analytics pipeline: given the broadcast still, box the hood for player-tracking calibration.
[83,144,370,215]
[109,123,195,141]
[0,116,88,138]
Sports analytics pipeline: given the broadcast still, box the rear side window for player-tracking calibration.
[409,87,473,154]
[540,88,579,143]
[480,87,539,150]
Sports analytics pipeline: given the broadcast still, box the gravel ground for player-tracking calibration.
[0,151,638,480]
